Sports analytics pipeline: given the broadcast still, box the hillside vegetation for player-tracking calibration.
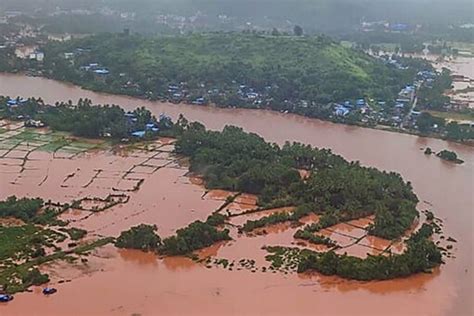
[42,33,413,107]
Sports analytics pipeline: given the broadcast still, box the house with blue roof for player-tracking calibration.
[131,131,146,138]
[124,112,138,124]
[192,97,206,105]
[6,98,27,108]
[334,104,350,117]
[390,23,409,32]
[93,69,110,75]
[7,99,18,107]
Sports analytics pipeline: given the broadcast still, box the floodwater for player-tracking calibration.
[0,73,473,316]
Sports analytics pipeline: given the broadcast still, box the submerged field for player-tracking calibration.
[0,118,457,301]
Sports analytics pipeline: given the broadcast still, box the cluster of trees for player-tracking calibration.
[20,268,49,287]
[37,33,415,114]
[295,164,419,240]
[40,99,166,139]
[240,204,312,232]
[115,214,231,255]
[436,150,464,164]
[297,224,442,280]
[445,121,474,141]
[115,224,161,251]
[0,96,177,140]
[415,112,474,141]
[0,196,44,222]
[160,218,231,255]
[0,96,45,119]
[0,47,20,72]
[416,112,446,134]
[418,68,453,110]
[293,230,337,247]
[175,122,419,240]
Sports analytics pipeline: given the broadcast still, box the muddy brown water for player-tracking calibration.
[0,73,473,316]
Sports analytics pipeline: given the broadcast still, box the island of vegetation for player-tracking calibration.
[116,214,230,256]
[114,114,444,280]
[268,222,442,281]
[423,147,464,164]
[436,149,464,164]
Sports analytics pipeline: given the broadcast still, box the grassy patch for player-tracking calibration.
[37,138,70,152]
[0,225,65,263]
[426,110,474,122]
[0,236,114,294]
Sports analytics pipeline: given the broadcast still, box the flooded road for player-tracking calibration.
[0,73,473,315]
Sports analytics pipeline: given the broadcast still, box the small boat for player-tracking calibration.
[0,294,13,302]
[42,288,57,295]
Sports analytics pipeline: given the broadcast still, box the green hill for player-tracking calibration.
[41,33,414,111]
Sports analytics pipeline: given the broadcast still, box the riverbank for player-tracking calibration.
[0,72,473,316]
[3,71,473,147]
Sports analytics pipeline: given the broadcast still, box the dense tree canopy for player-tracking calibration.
[160,220,231,255]
[115,224,162,251]
[0,196,44,222]
[39,33,414,108]
[175,122,419,239]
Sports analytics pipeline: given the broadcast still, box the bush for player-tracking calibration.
[0,196,44,222]
[205,213,227,226]
[116,224,161,251]
[160,221,231,255]
[21,268,49,286]
[298,224,442,280]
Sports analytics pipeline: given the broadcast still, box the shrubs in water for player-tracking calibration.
[116,215,231,255]
[297,212,340,235]
[241,212,292,232]
[0,196,44,222]
[160,220,231,255]
[436,150,463,164]
[293,230,337,247]
[240,204,313,232]
[297,224,442,280]
[205,213,227,227]
[369,200,418,240]
[21,268,49,287]
[115,224,161,251]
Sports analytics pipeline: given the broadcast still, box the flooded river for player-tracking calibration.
[0,73,473,316]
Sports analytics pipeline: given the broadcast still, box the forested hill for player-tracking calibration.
[41,33,413,107]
